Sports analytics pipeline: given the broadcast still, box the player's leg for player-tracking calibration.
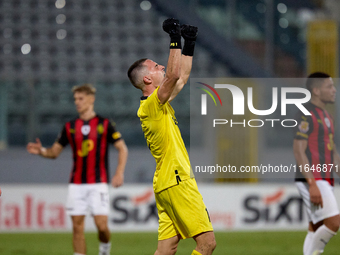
[192,231,216,255]
[324,213,340,232]
[89,183,111,255]
[93,215,111,255]
[93,215,110,242]
[163,179,215,254]
[303,222,315,255]
[296,182,319,255]
[307,214,340,255]
[306,181,340,255]
[71,215,86,255]
[66,184,89,255]
[154,235,181,255]
[154,189,182,255]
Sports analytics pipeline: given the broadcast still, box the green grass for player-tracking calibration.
[0,231,339,254]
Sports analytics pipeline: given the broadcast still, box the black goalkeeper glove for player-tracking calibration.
[162,18,181,49]
[181,24,198,56]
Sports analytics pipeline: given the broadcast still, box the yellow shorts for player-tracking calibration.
[155,178,213,240]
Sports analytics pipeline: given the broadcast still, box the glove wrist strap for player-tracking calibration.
[182,40,195,56]
[170,35,182,49]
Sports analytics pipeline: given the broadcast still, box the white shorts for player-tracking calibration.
[66,183,110,216]
[296,180,339,224]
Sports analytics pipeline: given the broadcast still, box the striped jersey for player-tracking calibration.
[138,87,192,193]
[57,115,122,184]
[294,102,335,185]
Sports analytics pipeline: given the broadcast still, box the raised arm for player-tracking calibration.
[168,55,192,103]
[111,139,128,188]
[169,24,198,102]
[157,18,182,104]
[293,139,323,207]
[26,138,63,159]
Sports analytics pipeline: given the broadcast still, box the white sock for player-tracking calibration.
[307,225,336,255]
[303,231,314,255]
[99,242,111,255]
[74,253,85,255]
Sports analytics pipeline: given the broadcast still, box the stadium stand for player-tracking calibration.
[0,0,239,146]
[0,0,316,147]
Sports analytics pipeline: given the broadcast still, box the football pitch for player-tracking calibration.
[0,231,339,255]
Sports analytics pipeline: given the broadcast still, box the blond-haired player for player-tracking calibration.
[27,84,128,255]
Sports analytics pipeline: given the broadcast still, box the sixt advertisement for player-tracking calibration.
[3,184,340,232]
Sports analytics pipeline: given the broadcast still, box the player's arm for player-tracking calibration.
[332,144,340,178]
[26,138,63,159]
[111,139,128,188]
[169,24,198,103]
[168,55,192,103]
[293,139,323,207]
[157,18,182,105]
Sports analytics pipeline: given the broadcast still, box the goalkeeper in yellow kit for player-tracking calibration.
[127,18,215,255]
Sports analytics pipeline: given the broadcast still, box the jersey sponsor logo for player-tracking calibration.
[81,125,91,135]
[97,124,104,135]
[69,128,75,134]
[327,134,334,151]
[324,117,331,128]
[77,139,94,157]
[298,121,309,133]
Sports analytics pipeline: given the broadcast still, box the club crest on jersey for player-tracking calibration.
[324,117,331,128]
[81,125,91,135]
[298,121,309,133]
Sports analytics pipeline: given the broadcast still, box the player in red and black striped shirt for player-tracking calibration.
[27,84,128,255]
[57,114,122,184]
[293,72,340,255]
[294,101,335,186]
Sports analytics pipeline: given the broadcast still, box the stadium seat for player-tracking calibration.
[1,0,231,145]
